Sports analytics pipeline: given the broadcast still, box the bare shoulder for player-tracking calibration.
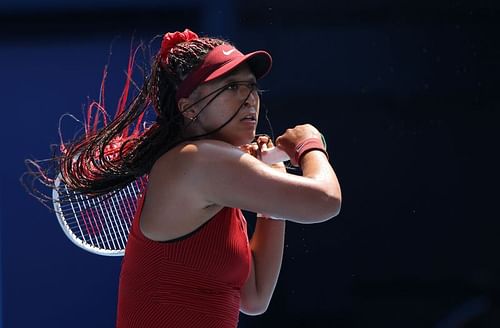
[139,140,242,241]
[164,139,241,159]
[150,138,271,207]
[153,139,251,174]
[147,139,251,205]
[144,138,340,226]
[177,139,244,159]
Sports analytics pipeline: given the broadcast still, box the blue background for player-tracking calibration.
[1,1,499,327]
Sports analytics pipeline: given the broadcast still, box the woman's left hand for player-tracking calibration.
[240,135,286,173]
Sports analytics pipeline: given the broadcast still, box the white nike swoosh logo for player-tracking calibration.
[223,49,236,56]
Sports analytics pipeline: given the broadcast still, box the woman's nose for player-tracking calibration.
[244,87,259,106]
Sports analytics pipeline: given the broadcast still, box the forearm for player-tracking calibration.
[241,217,285,314]
[300,151,342,214]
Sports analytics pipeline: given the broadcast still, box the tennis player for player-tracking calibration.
[56,29,341,328]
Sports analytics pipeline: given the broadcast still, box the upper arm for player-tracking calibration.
[187,140,340,222]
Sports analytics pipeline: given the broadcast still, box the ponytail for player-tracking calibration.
[25,34,227,198]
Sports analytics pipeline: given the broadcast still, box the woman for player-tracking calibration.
[54,29,341,327]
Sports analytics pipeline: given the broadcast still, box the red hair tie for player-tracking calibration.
[160,28,199,64]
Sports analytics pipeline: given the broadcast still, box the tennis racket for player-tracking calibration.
[52,147,289,256]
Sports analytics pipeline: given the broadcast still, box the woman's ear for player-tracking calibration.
[177,98,197,121]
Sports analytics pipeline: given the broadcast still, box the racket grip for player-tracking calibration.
[261,147,290,164]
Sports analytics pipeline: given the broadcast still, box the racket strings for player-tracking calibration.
[69,186,135,240]
[55,178,144,252]
[60,190,131,249]
[61,191,133,250]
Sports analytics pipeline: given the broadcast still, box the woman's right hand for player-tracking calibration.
[275,124,324,165]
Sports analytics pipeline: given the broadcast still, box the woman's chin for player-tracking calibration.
[241,134,256,145]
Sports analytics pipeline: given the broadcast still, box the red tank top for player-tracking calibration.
[116,196,251,328]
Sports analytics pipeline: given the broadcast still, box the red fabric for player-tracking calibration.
[175,44,272,102]
[116,196,251,328]
[160,29,199,63]
[294,137,328,166]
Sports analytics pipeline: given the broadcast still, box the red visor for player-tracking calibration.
[175,44,272,102]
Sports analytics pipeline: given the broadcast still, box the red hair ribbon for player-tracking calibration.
[160,29,199,63]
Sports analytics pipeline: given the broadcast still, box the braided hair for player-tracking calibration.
[57,36,228,196]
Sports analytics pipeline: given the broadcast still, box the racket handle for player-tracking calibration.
[261,147,290,164]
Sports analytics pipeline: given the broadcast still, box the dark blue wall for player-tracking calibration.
[2,1,499,327]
